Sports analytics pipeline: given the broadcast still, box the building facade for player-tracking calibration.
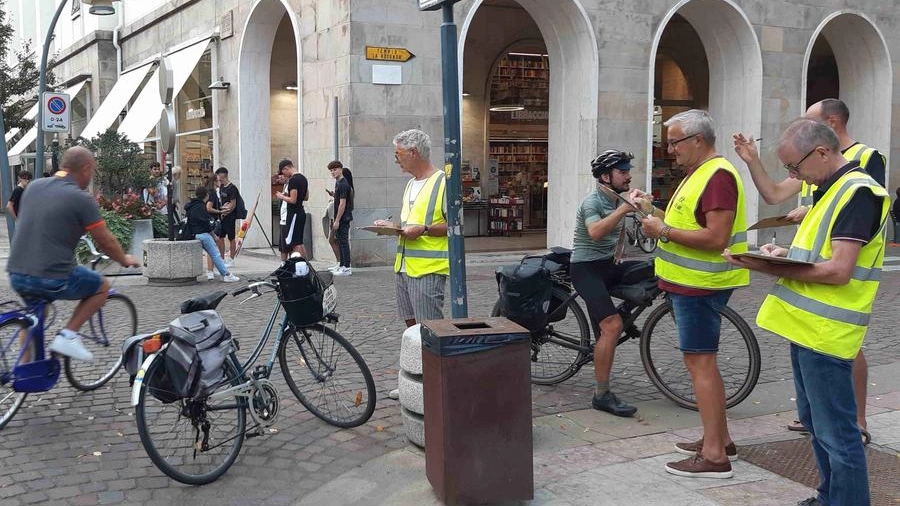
[5,0,899,262]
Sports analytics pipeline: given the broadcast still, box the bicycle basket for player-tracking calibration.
[272,257,334,327]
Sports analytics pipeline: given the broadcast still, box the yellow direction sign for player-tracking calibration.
[366,46,415,62]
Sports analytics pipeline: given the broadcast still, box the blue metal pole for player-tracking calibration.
[440,3,468,318]
[1,110,15,238]
[35,0,70,177]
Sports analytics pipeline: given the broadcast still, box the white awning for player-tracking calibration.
[79,63,153,142]
[4,102,40,143]
[117,39,210,143]
[7,80,89,158]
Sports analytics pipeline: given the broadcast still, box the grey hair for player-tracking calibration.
[664,109,717,145]
[393,129,431,161]
[779,118,839,154]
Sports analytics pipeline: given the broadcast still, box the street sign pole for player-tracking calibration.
[438,1,468,318]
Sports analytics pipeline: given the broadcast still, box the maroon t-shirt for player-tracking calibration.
[659,167,738,296]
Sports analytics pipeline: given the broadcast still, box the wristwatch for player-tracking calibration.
[659,225,672,243]
[423,225,430,236]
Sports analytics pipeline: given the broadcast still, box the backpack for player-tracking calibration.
[235,193,247,219]
[162,310,234,400]
[175,217,194,241]
[496,259,552,332]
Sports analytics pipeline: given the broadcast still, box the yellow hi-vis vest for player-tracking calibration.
[758,170,889,359]
[655,157,750,290]
[799,143,880,206]
[393,170,449,277]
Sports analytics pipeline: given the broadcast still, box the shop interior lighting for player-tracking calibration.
[283,81,299,91]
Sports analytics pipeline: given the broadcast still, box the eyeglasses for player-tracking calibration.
[666,134,697,148]
[783,147,817,173]
[394,149,410,161]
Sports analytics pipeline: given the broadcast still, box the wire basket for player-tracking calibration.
[273,258,335,327]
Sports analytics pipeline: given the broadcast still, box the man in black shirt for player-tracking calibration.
[215,167,241,265]
[274,159,309,259]
[6,170,33,220]
[329,160,353,275]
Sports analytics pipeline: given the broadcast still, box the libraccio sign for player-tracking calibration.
[417,0,460,11]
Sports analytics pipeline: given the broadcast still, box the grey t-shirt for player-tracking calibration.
[571,189,621,263]
[7,174,103,279]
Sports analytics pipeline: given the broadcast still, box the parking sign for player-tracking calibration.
[42,92,71,132]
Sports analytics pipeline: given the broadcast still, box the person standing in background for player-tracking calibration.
[6,170,33,220]
[274,159,309,259]
[329,161,354,275]
[215,167,241,265]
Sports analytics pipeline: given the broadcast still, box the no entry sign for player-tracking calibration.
[42,92,71,132]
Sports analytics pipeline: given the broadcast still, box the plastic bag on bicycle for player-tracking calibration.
[496,260,552,332]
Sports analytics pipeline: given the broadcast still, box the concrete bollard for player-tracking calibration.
[398,324,424,447]
[142,239,204,286]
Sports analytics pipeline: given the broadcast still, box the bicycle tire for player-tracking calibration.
[136,355,246,485]
[65,293,136,391]
[0,319,31,430]
[491,286,592,385]
[639,302,761,410]
[279,323,376,428]
[635,225,658,253]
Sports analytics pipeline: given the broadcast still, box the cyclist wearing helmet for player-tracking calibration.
[571,149,653,417]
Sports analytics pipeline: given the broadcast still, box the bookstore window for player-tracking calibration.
[175,50,213,198]
[487,49,549,235]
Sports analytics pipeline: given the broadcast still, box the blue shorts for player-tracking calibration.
[668,289,733,353]
[9,266,103,303]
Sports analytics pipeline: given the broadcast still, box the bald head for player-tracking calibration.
[60,146,96,189]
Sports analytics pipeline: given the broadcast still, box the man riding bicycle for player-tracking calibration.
[571,150,653,417]
[6,147,139,361]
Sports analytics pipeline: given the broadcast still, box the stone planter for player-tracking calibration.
[129,219,154,259]
[142,239,203,286]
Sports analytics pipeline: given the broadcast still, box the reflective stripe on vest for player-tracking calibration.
[654,157,750,289]
[799,143,877,207]
[394,171,449,277]
[757,171,889,359]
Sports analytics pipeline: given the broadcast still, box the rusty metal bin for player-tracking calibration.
[421,317,533,504]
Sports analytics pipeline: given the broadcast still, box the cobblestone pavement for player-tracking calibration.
[1,258,899,505]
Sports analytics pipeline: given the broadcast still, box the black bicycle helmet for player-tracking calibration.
[591,150,634,179]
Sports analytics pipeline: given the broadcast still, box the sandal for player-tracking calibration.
[787,420,809,432]
[861,428,871,446]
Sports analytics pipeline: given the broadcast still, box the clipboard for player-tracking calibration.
[748,215,795,231]
[730,251,814,265]
[358,225,403,236]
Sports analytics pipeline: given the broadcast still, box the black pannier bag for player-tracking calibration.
[521,255,568,323]
[496,258,553,332]
[272,256,334,327]
[161,310,234,401]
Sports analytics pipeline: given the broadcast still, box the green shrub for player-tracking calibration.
[75,209,134,263]
[151,211,170,238]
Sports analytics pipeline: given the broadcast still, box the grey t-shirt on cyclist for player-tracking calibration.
[571,189,621,263]
[7,174,103,279]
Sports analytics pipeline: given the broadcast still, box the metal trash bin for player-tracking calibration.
[421,317,533,504]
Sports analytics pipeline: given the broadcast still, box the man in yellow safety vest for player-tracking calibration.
[733,97,885,440]
[725,118,888,506]
[641,109,749,479]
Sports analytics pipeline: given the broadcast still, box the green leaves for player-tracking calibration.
[80,129,154,199]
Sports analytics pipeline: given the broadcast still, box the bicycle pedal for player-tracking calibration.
[252,365,267,379]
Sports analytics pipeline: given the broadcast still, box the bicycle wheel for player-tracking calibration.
[65,293,136,391]
[136,355,246,485]
[279,323,376,428]
[639,302,761,410]
[491,286,591,385]
[0,319,31,430]
[635,225,658,253]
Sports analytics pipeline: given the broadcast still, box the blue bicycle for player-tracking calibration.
[0,238,138,429]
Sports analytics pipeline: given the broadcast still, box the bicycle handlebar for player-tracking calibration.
[230,280,277,298]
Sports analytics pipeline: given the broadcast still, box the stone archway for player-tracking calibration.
[238,0,302,249]
[802,11,892,189]
[649,0,763,227]
[459,0,599,248]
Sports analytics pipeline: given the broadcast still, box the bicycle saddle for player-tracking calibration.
[545,246,572,267]
[180,291,228,314]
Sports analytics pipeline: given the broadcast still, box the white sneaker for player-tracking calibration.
[388,388,400,400]
[222,274,240,283]
[224,258,234,267]
[206,271,215,281]
[332,266,352,276]
[327,265,341,272]
[48,332,93,361]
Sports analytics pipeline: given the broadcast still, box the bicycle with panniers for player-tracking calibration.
[127,256,375,485]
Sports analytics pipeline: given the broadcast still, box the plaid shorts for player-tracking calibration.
[395,272,446,322]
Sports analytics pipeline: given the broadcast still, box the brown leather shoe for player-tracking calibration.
[664,455,733,479]
[674,437,738,461]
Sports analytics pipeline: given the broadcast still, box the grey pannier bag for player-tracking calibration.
[165,310,235,399]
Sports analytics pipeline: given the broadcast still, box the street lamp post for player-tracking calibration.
[418,0,468,318]
[35,0,117,176]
